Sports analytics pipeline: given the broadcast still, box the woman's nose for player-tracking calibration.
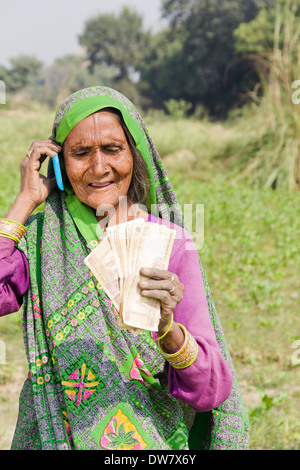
[89,149,109,174]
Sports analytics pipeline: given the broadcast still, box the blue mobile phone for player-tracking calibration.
[53,153,64,191]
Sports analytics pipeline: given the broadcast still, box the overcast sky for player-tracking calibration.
[0,0,165,67]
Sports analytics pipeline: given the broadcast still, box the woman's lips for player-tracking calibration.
[89,181,113,189]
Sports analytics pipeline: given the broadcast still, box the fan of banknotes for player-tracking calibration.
[84,218,175,335]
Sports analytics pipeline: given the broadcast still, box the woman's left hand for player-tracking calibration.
[138,267,184,335]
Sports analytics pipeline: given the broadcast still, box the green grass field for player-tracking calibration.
[0,103,299,450]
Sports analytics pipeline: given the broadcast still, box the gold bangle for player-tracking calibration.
[0,218,27,244]
[158,323,198,370]
[151,313,173,341]
[158,322,188,358]
[0,231,20,244]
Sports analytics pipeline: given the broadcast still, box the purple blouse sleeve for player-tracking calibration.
[164,232,233,412]
[0,237,29,316]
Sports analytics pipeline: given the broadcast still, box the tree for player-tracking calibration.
[232,0,300,191]
[78,6,150,82]
[234,7,276,55]
[141,0,274,116]
[0,55,43,93]
[37,54,117,107]
[137,28,190,109]
[234,0,300,55]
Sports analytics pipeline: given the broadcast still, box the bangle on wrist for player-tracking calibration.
[158,323,198,369]
[0,232,20,244]
[0,218,27,244]
[151,313,174,342]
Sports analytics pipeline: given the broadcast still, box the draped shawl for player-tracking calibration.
[12,86,250,450]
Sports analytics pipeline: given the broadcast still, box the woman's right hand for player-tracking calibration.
[4,139,62,225]
[19,139,62,209]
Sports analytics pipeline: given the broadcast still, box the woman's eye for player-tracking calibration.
[75,151,88,157]
[106,147,120,154]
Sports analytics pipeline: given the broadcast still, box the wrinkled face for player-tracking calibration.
[63,111,134,216]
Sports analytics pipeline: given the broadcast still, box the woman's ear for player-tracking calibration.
[58,143,65,169]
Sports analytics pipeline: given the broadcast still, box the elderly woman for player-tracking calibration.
[0,87,249,450]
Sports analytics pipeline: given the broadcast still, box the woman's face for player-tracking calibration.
[63,111,134,217]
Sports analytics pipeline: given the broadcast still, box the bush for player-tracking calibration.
[164,99,192,120]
